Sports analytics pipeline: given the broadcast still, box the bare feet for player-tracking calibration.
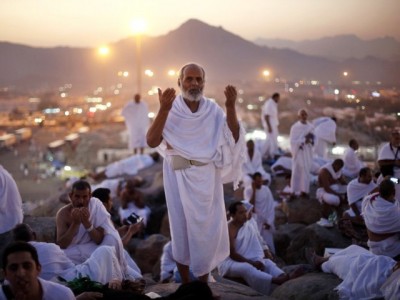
[304,248,328,270]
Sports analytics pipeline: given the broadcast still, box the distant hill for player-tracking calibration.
[0,19,399,91]
[254,35,400,61]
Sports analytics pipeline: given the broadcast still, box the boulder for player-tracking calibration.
[271,272,341,300]
[285,224,352,264]
[281,196,322,225]
[274,223,306,259]
[146,282,273,300]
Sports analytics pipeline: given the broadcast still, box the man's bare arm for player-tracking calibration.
[224,85,240,143]
[56,207,80,249]
[146,88,176,148]
[319,169,340,195]
[80,207,105,245]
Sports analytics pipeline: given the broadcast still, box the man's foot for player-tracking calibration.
[304,248,328,270]
[288,266,305,279]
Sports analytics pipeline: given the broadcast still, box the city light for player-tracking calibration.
[168,69,177,77]
[98,46,109,56]
[262,70,270,77]
[144,69,154,77]
[343,71,349,77]
[130,18,147,35]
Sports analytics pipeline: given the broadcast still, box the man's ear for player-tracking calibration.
[177,78,181,87]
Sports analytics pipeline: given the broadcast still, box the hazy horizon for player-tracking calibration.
[1,0,399,48]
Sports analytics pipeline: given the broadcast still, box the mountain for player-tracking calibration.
[254,35,400,61]
[0,19,399,91]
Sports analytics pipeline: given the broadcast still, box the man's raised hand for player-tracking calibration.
[224,85,237,108]
[158,88,176,112]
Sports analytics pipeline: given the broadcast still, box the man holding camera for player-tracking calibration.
[378,129,400,200]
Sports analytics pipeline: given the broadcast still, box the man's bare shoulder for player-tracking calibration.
[56,204,73,219]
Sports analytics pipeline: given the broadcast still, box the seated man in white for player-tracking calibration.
[244,172,276,253]
[344,167,378,222]
[218,202,299,295]
[12,223,141,284]
[56,180,140,280]
[362,179,400,259]
[271,155,292,176]
[342,139,365,179]
[1,241,75,300]
[316,159,347,227]
[90,152,160,181]
[307,244,400,299]
[242,139,271,187]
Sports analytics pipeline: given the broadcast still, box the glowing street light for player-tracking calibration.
[168,69,177,77]
[144,69,154,77]
[131,18,147,94]
[343,71,349,77]
[98,46,109,57]
[262,69,270,77]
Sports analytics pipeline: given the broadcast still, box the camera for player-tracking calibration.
[124,212,143,225]
[390,177,399,184]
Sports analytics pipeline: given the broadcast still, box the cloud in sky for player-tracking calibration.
[1,0,399,47]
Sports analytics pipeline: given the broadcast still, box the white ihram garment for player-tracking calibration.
[30,241,124,284]
[104,154,154,178]
[345,178,377,217]
[218,222,284,295]
[362,193,400,258]
[242,148,271,187]
[261,98,279,157]
[316,163,346,206]
[289,121,314,195]
[313,117,336,159]
[161,95,246,277]
[244,185,276,253]
[342,147,365,178]
[121,101,149,150]
[63,197,142,279]
[0,165,23,234]
[321,245,396,300]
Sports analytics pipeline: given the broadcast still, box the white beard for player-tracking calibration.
[180,87,203,102]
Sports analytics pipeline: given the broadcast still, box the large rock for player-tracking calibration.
[146,282,273,300]
[133,234,169,276]
[274,223,306,259]
[285,224,352,264]
[281,196,322,225]
[272,272,341,300]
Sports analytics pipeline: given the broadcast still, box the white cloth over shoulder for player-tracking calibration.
[261,98,279,128]
[63,197,141,279]
[342,147,365,178]
[313,117,336,143]
[0,165,23,234]
[161,95,246,277]
[321,245,396,299]
[242,148,271,187]
[362,193,400,257]
[30,241,124,284]
[121,101,149,149]
[347,178,377,206]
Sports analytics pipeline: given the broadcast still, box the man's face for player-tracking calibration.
[179,65,204,102]
[360,170,373,184]
[134,94,140,103]
[70,188,91,208]
[105,195,113,212]
[254,176,263,189]
[391,132,400,147]
[299,110,308,123]
[4,251,41,295]
[332,162,343,172]
[232,205,248,225]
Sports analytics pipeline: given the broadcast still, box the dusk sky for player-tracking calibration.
[1,0,399,48]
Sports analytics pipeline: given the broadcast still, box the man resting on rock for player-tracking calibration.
[218,202,303,295]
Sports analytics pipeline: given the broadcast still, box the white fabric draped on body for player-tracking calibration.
[218,222,284,295]
[0,165,23,234]
[345,178,377,216]
[321,245,396,299]
[261,98,279,157]
[289,121,314,194]
[342,147,365,178]
[63,197,142,279]
[312,117,336,159]
[244,185,276,253]
[242,148,271,187]
[316,162,346,204]
[378,142,400,200]
[30,241,124,284]
[161,95,246,277]
[362,193,400,258]
[121,101,149,149]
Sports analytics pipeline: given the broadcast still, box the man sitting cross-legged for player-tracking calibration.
[218,202,302,295]
[12,223,139,286]
[56,180,141,280]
